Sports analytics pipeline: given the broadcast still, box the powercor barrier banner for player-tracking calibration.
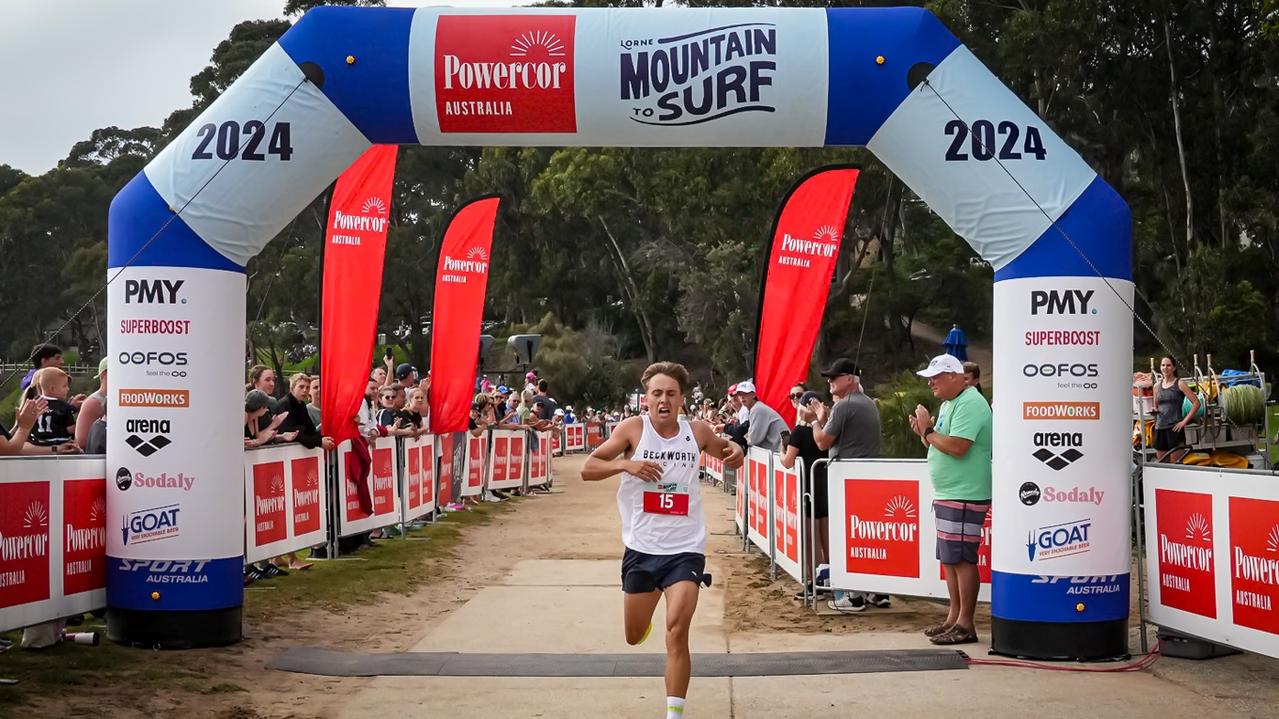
[321,145,399,445]
[428,196,501,433]
[753,167,860,427]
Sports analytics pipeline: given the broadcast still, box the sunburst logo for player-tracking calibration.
[813,225,840,243]
[1185,513,1211,542]
[511,31,566,58]
[271,476,284,494]
[361,196,388,216]
[884,496,916,519]
[466,246,489,261]
[1267,525,1279,553]
[23,501,48,529]
[90,498,106,525]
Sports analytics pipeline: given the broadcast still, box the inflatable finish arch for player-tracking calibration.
[107,6,1132,658]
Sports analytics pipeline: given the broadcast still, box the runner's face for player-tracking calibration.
[645,374,683,422]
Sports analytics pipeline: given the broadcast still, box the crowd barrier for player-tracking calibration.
[487,429,527,492]
[1143,464,1279,659]
[1,425,559,634]
[551,429,563,456]
[745,447,772,554]
[563,423,586,453]
[0,457,106,634]
[586,422,605,450]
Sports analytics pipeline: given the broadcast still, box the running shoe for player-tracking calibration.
[869,594,892,608]
[828,594,866,613]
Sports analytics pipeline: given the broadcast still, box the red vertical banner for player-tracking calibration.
[321,145,399,445]
[291,457,322,536]
[753,167,860,427]
[429,196,502,433]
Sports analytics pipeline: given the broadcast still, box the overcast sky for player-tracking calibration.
[0,0,532,175]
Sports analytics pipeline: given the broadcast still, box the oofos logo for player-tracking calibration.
[1022,363,1098,378]
[118,351,188,366]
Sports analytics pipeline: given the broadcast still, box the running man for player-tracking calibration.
[582,361,743,719]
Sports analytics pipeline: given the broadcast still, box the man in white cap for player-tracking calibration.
[909,353,992,645]
[735,381,786,452]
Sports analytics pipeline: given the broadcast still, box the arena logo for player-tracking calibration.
[1031,431,1084,471]
[121,504,180,546]
[776,225,839,269]
[1024,329,1101,346]
[330,196,389,246]
[124,429,172,458]
[1026,518,1091,561]
[620,23,777,126]
[124,278,185,305]
[435,15,576,133]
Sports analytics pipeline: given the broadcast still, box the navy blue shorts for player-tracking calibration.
[621,548,705,594]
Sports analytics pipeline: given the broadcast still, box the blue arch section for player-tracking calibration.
[278,6,417,144]
[824,7,960,146]
[994,176,1133,282]
[107,173,243,273]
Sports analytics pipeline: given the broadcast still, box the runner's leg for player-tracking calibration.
[623,589,663,645]
[662,580,700,698]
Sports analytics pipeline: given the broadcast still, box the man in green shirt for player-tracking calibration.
[909,354,992,646]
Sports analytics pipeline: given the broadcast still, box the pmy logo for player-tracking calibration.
[620,23,777,126]
[124,279,186,305]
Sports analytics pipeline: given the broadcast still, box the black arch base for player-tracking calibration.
[990,617,1129,661]
[107,607,242,649]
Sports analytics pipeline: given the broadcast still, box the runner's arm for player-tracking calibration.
[691,420,743,469]
[581,417,660,482]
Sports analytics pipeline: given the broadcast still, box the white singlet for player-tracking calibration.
[617,415,705,556]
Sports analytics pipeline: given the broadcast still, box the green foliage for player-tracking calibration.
[873,370,936,459]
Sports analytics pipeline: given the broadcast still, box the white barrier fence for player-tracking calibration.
[244,444,328,564]
[0,457,106,634]
[1,425,558,634]
[563,423,586,453]
[1143,464,1279,659]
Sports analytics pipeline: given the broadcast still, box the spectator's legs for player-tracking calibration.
[815,517,829,566]
[955,560,980,631]
[941,562,961,627]
[662,581,699,698]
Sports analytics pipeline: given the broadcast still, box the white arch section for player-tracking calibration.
[107,6,1132,659]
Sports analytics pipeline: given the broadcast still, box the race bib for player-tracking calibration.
[643,481,689,516]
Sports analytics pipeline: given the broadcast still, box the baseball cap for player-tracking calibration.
[917,353,965,378]
[245,389,271,413]
[734,380,756,394]
[97,357,108,377]
[497,385,510,394]
[395,363,416,379]
[820,358,863,378]
[554,408,564,416]
[727,383,737,396]
[525,371,536,380]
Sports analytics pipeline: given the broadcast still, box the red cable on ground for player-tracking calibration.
[966,641,1162,673]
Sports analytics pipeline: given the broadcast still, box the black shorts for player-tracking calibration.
[1154,427,1185,452]
[621,548,705,594]
[802,469,829,519]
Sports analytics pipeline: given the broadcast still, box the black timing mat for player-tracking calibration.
[268,647,968,678]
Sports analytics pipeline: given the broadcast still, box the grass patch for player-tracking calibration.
[0,500,515,716]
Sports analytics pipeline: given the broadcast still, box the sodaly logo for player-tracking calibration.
[620,23,777,126]
[124,278,185,305]
[435,15,576,133]
[1031,431,1084,471]
[123,418,172,457]
[1030,289,1095,315]
[776,225,839,269]
[115,467,195,491]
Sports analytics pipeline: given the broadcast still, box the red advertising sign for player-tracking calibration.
[530,435,544,481]
[321,145,398,445]
[492,436,509,484]
[428,197,501,433]
[439,434,454,505]
[0,481,52,609]
[345,472,369,522]
[1155,489,1217,618]
[773,469,786,549]
[843,479,920,578]
[551,430,561,455]
[435,15,576,133]
[372,446,395,516]
[1228,496,1279,635]
[407,446,422,509]
[420,445,435,506]
[772,469,799,564]
[252,462,288,546]
[291,456,322,536]
[753,167,860,427]
[509,435,525,482]
[468,436,486,489]
[62,478,105,596]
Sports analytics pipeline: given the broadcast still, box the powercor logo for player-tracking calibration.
[776,225,840,269]
[441,246,490,285]
[124,278,185,304]
[1026,519,1091,561]
[1030,289,1095,315]
[1228,496,1279,631]
[118,389,189,408]
[1031,431,1084,471]
[1022,402,1099,420]
[1,501,50,561]
[116,558,209,585]
[330,196,389,246]
[435,15,576,133]
[620,23,777,126]
[120,504,179,545]
[1154,489,1216,618]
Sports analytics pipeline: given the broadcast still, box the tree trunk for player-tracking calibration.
[1165,17,1194,250]
[597,215,656,363]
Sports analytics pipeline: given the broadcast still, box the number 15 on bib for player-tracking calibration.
[643,482,689,516]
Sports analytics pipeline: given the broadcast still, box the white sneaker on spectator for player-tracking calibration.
[828,594,865,613]
[484,491,507,502]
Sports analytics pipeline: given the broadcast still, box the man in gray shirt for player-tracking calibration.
[812,357,887,612]
[736,381,786,452]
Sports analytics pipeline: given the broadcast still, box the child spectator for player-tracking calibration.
[27,367,78,452]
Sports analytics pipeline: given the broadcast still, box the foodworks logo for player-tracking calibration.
[1026,518,1091,561]
[1022,401,1099,420]
[777,225,839,269]
[441,246,490,285]
[118,388,189,408]
[1031,431,1084,471]
[620,23,776,126]
[435,15,576,133]
[121,504,179,545]
[116,559,209,585]
[124,278,185,305]
[1030,288,1095,315]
